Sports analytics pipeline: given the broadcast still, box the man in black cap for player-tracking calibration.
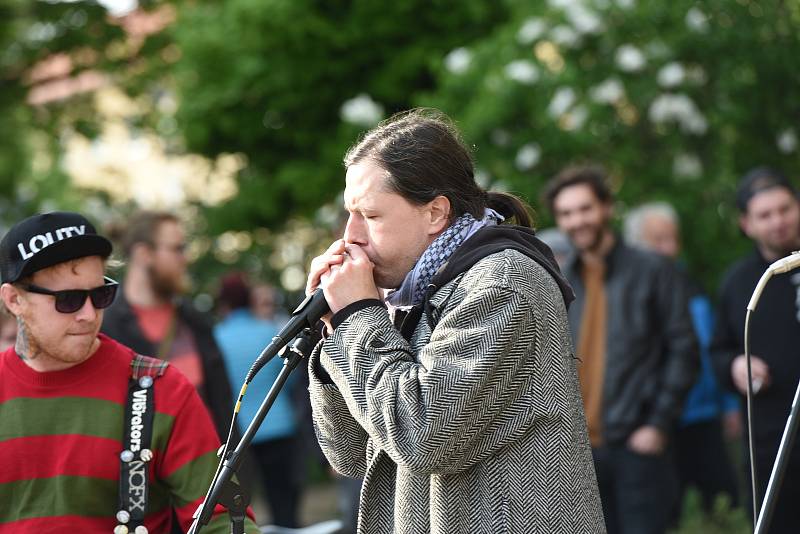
[712,167,800,533]
[0,212,259,533]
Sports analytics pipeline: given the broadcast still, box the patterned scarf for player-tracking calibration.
[386,208,504,307]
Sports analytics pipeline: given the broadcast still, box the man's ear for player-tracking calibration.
[739,214,752,238]
[428,195,451,235]
[1,283,23,317]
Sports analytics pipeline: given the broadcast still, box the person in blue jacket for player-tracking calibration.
[214,273,302,528]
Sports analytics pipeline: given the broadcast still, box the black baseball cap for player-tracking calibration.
[0,212,113,284]
[736,167,798,213]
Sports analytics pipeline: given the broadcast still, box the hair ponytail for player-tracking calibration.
[487,191,534,228]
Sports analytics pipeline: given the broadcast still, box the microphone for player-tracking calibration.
[278,288,331,344]
[245,289,329,382]
[768,251,800,275]
[748,251,800,311]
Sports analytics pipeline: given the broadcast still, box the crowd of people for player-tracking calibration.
[537,165,800,534]
[1,108,799,534]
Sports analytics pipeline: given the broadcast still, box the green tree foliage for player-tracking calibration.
[0,0,126,220]
[167,0,509,233]
[4,0,799,293]
[422,0,800,288]
[1,0,39,211]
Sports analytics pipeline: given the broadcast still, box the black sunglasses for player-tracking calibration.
[22,276,119,314]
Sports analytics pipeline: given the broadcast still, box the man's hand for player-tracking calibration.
[627,425,666,455]
[321,244,380,314]
[306,240,348,330]
[307,240,347,297]
[731,354,771,395]
[305,241,380,329]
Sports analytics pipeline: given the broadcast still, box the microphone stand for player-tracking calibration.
[754,376,800,533]
[188,327,321,534]
[745,251,800,533]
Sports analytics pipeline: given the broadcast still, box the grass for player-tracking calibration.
[671,489,752,534]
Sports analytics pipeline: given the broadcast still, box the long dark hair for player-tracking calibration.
[344,108,533,227]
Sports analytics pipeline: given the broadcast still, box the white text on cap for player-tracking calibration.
[17,225,87,260]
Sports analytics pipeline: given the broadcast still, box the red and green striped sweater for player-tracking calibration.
[0,334,259,533]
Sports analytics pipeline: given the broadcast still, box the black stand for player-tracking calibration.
[188,328,320,534]
[754,376,800,533]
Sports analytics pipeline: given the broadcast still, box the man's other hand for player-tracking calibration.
[731,354,771,395]
[627,425,666,455]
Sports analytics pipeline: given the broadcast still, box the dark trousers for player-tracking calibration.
[744,435,800,534]
[593,444,678,534]
[251,436,302,528]
[674,418,739,514]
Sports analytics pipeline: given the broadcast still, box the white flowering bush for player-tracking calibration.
[12,0,795,294]
[424,0,800,286]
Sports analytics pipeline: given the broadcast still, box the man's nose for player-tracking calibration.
[74,295,98,321]
[343,215,364,244]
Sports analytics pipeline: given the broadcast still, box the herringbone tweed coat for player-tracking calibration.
[308,249,606,533]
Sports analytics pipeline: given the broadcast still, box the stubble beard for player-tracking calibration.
[572,224,607,255]
[373,261,412,292]
[16,317,98,368]
[372,269,394,292]
[147,265,188,301]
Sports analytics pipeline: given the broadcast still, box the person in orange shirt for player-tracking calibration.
[545,166,698,534]
[101,211,236,440]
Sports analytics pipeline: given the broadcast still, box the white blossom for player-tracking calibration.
[515,143,542,171]
[565,4,604,35]
[505,60,540,84]
[648,93,708,135]
[26,23,59,43]
[649,94,692,123]
[551,25,581,48]
[517,18,547,44]
[444,47,472,74]
[778,129,798,154]
[683,113,708,135]
[615,44,646,72]
[340,94,384,126]
[589,78,625,104]
[657,62,685,88]
[615,0,635,9]
[548,87,577,118]
[673,153,703,178]
[686,7,710,33]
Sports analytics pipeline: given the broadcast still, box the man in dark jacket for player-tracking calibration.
[101,211,235,440]
[545,165,698,534]
[711,167,800,533]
